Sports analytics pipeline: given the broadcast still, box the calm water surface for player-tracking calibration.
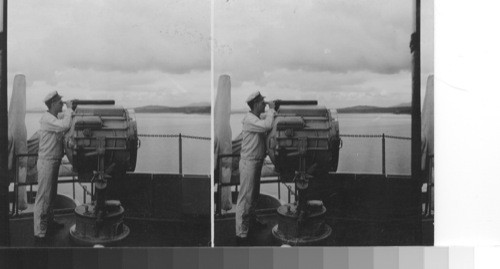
[229,112,411,201]
[26,112,211,174]
[25,111,410,203]
[231,112,411,175]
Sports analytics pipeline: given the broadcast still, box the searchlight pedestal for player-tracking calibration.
[64,100,138,246]
[267,100,340,246]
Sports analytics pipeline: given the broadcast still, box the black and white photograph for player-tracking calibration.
[214,0,434,246]
[0,0,211,247]
[5,0,500,266]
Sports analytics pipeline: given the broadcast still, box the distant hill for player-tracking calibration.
[231,104,412,114]
[337,105,411,114]
[27,105,211,114]
[187,102,211,107]
[29,104,409,114]
[134,105,210,114]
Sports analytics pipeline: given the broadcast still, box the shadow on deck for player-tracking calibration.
[10,213,210,247]
[9,172,211,247]
[215,173,433,246]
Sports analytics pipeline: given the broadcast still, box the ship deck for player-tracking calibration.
[9,172,211,247]
[215,211,433,246]
[215,173,433,246]
[10,213,209,247]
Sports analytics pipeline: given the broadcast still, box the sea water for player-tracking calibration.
[228,112,411,206]
[231,112,411,175]
[26,112,409,175]
[22,112,211,205]
[25,112,211,175]
[23,112,410,205]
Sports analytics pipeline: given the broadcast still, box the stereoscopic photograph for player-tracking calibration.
[1,0,211,247]
[213,0,434,246]
[0,0,435,253]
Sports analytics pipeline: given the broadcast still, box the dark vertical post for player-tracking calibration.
[411,2,422,182]
[178,133,183,175]
[278,179,281,200]
[216,159,220,215]
[83,186,87,204]
[13,158,17,215]
[411,0,422,244]
[0,0,9,246]
[382,134,386,176]
[288,185,291,204]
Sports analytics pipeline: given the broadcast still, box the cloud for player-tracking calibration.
[215,0,433,108]
[224,68,411,110]
[8,0,210,109]
[7,0,433,110]
[18,69,210,110]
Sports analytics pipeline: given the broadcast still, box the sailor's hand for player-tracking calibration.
[267,100,276,110]
[65,100,74,110]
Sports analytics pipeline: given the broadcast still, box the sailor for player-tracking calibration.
[33,91,73,242]
[235,91,276,246]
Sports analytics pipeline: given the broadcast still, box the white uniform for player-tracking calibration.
[236,109,275,238]
[34,109,72,237]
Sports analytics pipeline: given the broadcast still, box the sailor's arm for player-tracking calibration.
[261,108,276,130]
[44,108,73,132]
[60,108,74,131]
[244,109,276,133]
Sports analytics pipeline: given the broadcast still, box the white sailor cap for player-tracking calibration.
[246,91,265,104]
[43,91,63,103]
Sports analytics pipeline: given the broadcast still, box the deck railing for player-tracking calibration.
[215,133,412,216]
[137,133,210,174]
[10,133,210,216]
[339,133,411,176]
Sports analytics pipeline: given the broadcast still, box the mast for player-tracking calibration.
[411,0,422,244]
[0,0,9,246]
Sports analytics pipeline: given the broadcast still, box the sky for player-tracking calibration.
[214,0,434,110]
[7,0,433,111]
[8,0,210,110]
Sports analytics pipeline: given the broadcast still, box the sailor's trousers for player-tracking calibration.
[34,158,60,237]
[235,158,263,238]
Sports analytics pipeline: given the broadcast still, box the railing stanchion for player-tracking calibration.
[178,133,183,175]
[382,133,386,176]
[72,175,76,200]
[278,177,281,200]
[294,186,297,203]
[288,184,291,204]
[14,156,19,215]
[217,182,221,215]
[83,186,87,204]
[216,157,221,215]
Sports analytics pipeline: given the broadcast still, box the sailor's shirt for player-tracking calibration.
[240,109,275,161]
[38,109,73,160]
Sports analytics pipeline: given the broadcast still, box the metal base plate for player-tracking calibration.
[272,223,332,246]
[69,224,130,246]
